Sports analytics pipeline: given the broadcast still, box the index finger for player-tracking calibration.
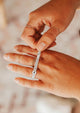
[21,26,36,49]
[21,14,45,49]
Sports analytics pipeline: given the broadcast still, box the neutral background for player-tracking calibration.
[0,0,80,113]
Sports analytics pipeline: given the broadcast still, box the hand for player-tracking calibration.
[4,45,80,100]
[21,0,80,51]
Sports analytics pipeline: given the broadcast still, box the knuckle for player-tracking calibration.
[16,45,23,52]
[29,11,36,18]
[43,62,51,70]
[42,62,58,73]
[44,32,54,43]
[29,10,40,18]
[47,64,53,71]
[44,20,51,27]
[21,27,29,39]
[45,31,53,38]
[45,64,54,74]
[29,11,34,17]
[45,35,53,43]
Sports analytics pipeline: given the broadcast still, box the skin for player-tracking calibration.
[4,45,80,100]
[21,0,80,51]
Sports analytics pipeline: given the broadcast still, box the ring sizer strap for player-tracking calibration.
[32,51,41,80]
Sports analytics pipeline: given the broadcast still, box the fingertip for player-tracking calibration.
[7,64,13,70]
[3,53,10,60]
[15,77,27,87]
[15,78,24,86]
[15,77,20,84]
[14,45,22,52]
[37,41,46,51]
[3,53,8,60]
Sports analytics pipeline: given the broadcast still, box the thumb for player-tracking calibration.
[36,27,59,51]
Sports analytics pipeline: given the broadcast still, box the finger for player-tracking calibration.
[7,64,43,80]
[22,26,42,41]
[21,16,45,48]
[27,14,45,32]
[36,27,59,51]
[15,45,38,56]
[48,41,56,49]
[4,53,36,66]
[4,53,52,73]
[15,77,44,89]
[14,45,49,59]
[21,27,37,49]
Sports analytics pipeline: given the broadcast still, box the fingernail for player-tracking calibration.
[4,54,10,60]
[37,42,46,51]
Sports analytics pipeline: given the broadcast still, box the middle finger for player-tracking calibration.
[4,53,42,68]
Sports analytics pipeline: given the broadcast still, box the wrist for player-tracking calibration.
[73,84,80,101]
[71,0,80,9]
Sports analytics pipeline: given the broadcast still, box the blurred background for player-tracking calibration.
[0,0,80,113]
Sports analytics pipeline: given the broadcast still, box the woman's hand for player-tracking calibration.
[4,45,80,100]
[22,0,80,51]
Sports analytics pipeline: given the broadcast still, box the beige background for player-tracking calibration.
[0,0,80,113]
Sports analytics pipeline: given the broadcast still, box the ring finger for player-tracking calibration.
[7,64,43,80]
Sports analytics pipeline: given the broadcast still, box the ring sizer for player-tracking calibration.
[24,51,41,81]
[31,51,41,80]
